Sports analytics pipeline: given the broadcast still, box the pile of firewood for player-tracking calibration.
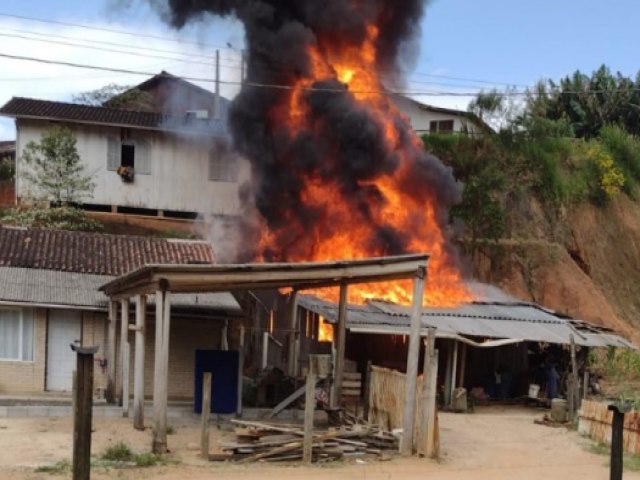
[209,419,399,463]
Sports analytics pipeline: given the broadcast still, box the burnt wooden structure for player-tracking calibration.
[101,254,430,456]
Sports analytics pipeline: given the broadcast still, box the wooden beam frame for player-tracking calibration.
[100,254,430,298]
[133,294,147,430]
[106,300,118,404]
[152,289,171,454]
[400,266,427,456]
[331,284,348,407]
[120,298,130,409]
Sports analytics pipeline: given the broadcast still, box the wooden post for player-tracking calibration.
[152,289,171,454]
[426,349,439,459]
[458,343,467,388]
[133,294,147,431]
[303,369,317,464]
[106,301,117,404]
[286,291,299,377]
[443,341,453,407]
[583,371,590,403]
[332,284,348,407]
[363,360,372,421]
[262,332,269,369]
[450,341,458,405]
[237,324,245,417]
[419,328,436,457]
[71,345,98,480]
[568,335,578,421]
[609,404,628,480]
[122,342,130,418]
[400,267,426,457]
[201,372,212,458]
[119,298,130,406]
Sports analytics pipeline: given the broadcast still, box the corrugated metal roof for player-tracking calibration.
[297,295,633,348]
[0,267,242,314]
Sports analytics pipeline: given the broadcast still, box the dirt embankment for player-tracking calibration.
[473,195,640,343]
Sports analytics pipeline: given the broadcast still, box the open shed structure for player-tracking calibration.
[297,295,634,408]
[100,254,430,456]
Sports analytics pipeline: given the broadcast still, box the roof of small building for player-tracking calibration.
[0,266,242,313]
[0,97,226,135]
[0,226,215,276]
[297,295,634,349]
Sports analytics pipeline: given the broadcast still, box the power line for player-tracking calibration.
[0,12,242,52]
[0,50,635,98]
[0,14,528,89]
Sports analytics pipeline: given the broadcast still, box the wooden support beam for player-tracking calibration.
[426,349,439,459]
[400,267,426,457]
[450,340,458,405]
[119,298,130,406]
[71,345,98,480]
[106,300,118,404]
[237,324,245,417]
[418,328,436,457]
[201,372,212,458]
[287,292,299,377]
[443,341,453,407]
[569,334,579,421]
[332,284,348,407]
[262,331,269,370]
[133,294,147,430]
[122,342,130,418]
[152,289,171,454]
[458,343,467,388]
[303,368,317,463]
[363,360,372,422]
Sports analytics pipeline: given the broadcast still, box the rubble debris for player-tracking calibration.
[210,419,398,463]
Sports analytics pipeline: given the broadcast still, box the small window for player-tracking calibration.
[429,120,455,134]
[0,308,34,362]
[209,154,238,183]
[106,137,151,175]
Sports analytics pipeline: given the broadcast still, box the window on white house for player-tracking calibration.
[209,154,238,182]
[107,137,151,175]
[429,120,455,134]
[0,308,34,361]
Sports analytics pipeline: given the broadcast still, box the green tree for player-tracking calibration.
[21,126,95,205]
[73,83,153,110]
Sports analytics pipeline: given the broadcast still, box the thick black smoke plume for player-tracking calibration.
[157,0,462,263]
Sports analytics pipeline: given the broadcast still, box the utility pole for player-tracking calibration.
[215,49,221,121]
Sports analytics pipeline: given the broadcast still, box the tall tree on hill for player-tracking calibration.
[526,65,640,138]
[21,126,95,205]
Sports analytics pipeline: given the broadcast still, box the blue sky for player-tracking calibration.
[1,0,639,139]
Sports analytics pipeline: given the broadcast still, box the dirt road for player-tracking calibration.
[0,406,634,479]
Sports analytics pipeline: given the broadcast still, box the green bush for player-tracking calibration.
[35,459,71,474]
[101,442,134,463]
[599,125,640,194]
[0,207,103,232]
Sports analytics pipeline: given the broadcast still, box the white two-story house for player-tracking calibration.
[0,72,248,220]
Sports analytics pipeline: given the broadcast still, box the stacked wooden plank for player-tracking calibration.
[209,419,398,463]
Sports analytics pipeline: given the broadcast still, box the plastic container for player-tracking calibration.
[550,398,568,423]
[528,384,541,399]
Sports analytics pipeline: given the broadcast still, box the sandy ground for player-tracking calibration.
[0,406,636,480]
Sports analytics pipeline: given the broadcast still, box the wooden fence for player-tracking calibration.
[368,365,438,451]
[579,400,640,454]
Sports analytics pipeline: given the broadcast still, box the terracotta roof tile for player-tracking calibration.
[0,97,225,135]
[0,226,215,276]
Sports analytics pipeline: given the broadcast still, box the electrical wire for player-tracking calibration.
[0,12,527,89]
[0,50,633,98]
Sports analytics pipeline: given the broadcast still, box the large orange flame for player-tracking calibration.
[258,22,471,307]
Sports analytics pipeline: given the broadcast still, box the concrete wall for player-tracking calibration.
[0,306,236,401]
[15,119,250,216]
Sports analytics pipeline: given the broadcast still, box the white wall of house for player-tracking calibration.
[392,96,480,135]
[16,120,250,216]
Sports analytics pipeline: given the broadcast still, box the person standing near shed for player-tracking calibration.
[544,356,559,400]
